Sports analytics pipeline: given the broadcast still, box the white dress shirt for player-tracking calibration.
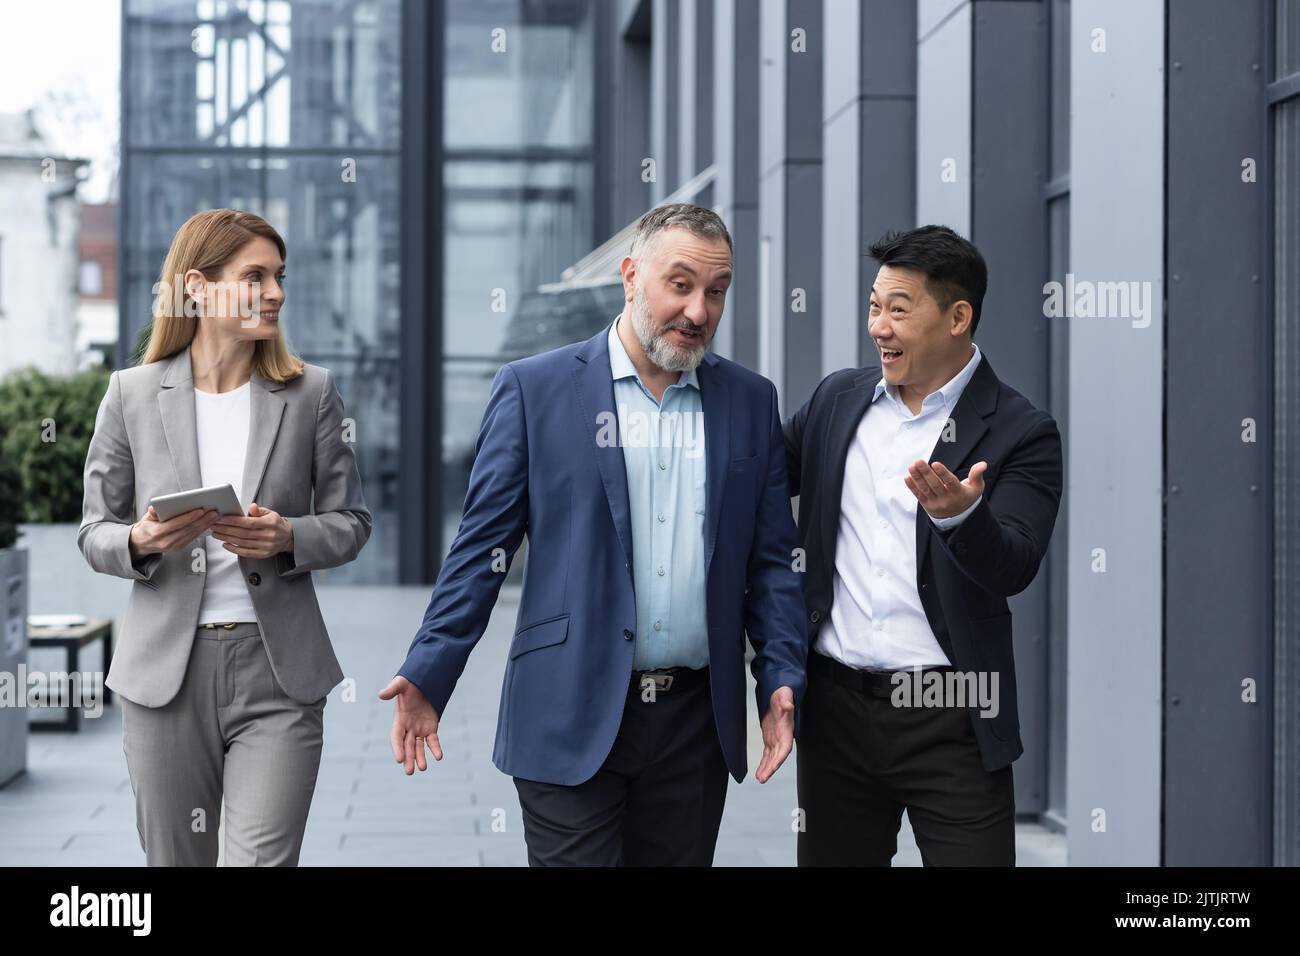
[816,344,983,670]
[193,382,257,624]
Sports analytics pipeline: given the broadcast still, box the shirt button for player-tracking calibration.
[653,621,662,631]
[657,566,665,576]
[659,461,667,470]
[879,520,888,529]
[623,628,634,640]
[658,513,666,522]
[876,568,885,578]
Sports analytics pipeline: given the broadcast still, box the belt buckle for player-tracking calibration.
[201,622,238,630]
[639,670,674,693]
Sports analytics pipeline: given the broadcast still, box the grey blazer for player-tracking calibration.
[79,346,372,707]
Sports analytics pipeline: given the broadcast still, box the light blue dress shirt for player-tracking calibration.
[607,317,710,670]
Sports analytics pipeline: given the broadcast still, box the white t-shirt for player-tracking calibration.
[193,381,257,624]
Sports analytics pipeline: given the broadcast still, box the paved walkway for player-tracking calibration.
[0,586,1065,866]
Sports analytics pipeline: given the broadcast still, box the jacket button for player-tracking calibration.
[248,572,261,586]
[623,628,634,640]
[809,610,820,624]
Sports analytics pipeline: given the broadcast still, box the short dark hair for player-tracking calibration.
[868,225,988,336]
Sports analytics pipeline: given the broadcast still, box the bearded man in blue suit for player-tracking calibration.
[380,203,807,866]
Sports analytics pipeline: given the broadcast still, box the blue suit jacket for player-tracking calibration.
[398,325,808,785]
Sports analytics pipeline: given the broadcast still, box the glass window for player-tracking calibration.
[440,0,597,544]
[122,0,404,583]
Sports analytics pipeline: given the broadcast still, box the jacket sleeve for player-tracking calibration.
[396,364,530,717]
[277,369,373,578]
[78,371,162,583]
[746,381,809,719]
[931,413,1063,597]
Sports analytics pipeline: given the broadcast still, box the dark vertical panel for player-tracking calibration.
[783,0,823,406]
[614,5,653,229]
[1165,0,1271,865]
[971,0,1049,815]
[696,0,715,171]
[857,0,917,366]
[399,0,442,583]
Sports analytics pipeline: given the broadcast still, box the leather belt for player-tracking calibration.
[630,666,709,694]
[809,650,955,699]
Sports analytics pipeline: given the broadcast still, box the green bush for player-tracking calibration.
[0,436,22,549]
[0,367,112,524]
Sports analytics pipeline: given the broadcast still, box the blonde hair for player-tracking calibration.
[142,209,305,382]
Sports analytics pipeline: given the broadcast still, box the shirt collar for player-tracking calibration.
[608,314,700,391]
[872,342,982,414]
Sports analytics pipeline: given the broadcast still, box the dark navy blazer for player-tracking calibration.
[399,325,808,786]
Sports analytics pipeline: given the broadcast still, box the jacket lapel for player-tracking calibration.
[242,368,286,506]
[914,354,999,571]
[695,351,729,574]
[819,370,876,559]
[156,347,202,493]
[156,344,287,505]
[573,326,635,580]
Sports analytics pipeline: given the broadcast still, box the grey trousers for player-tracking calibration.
[120,623,326,866]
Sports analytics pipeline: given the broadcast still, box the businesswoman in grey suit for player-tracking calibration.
[79,208,371,866]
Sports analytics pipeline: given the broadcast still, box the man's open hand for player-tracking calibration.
[378,676,443,774]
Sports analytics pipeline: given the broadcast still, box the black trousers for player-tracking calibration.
[512,666,730,866]
[796,651,1016,866]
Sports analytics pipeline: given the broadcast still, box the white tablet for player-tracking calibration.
[148,483,245,522]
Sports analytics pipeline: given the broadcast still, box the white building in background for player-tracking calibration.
[0,109,86,380]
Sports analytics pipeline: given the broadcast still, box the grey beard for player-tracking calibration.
[630,289,706,372]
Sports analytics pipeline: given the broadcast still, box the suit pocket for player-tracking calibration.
[509,613,569,659]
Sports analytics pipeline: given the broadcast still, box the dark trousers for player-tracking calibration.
[796,651,1015,866]
[512,666,729,866]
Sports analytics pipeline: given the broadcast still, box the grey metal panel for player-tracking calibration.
[858,2,917,366]
[971,0,1050,817]
[651,0,678,201]
[614,30,653,229]
[1164,0,1271,866]
[713,0,760,368]
[399,0,442,582]
[916,1,971,235]
[822,0,916,377]
[695,0,715,170]
[1065,0,1164,866]
[785,159,824,406]
[758,0,823,409]
[857,97,917,363]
